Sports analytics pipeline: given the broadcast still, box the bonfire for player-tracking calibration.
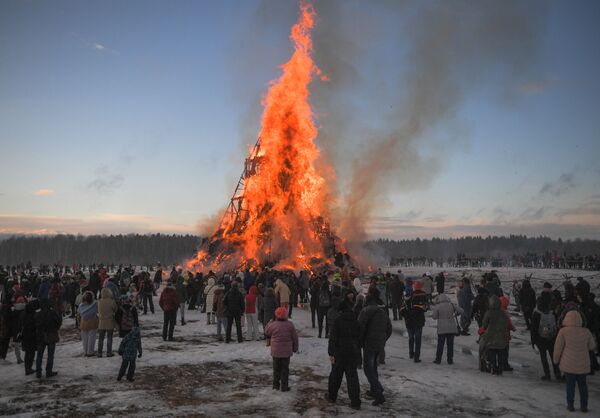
[186,2,348,273]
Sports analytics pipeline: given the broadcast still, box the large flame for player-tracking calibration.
[187,1,342,273]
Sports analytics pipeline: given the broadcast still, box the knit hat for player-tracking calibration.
[543,282,552,290]
[275,307,288,320]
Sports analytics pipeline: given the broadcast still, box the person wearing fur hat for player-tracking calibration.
[265,307,298,391]
[159,280,179,341]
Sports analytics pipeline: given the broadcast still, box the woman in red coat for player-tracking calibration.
[265,307,298,391]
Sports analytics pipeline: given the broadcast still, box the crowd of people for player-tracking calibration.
[0,264,598,412]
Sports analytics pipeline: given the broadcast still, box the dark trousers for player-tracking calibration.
[391,303,400,320]
[539,342,560,378]
[0,337,9,359]
[288,299,294,318]
[317,307,328,337]
[311,306,317,328]
[98,329,113,355]
[272,357,290,390]
[487,348,507,374]
[118,358,136,381]
[226,314,242,343]
[565,373,588,409]
[522,306,533,329]
[24,348,36,372]
[591,350,600,371]
[162,310,177,340]
[36,343,55,375]
[143,293,155,314]
[328,359,360,407]
[435,334,454,363]
[407,326,423,360]
[363,349,384,401]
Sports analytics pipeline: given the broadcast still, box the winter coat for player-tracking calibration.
[309,281,320,308]
[265,318,298,358]
[98,288,118,330]
[481,296,510,350]
[274,279,290,305]
[104,280,120,301]
[223,286,245,317]
[388,278,405,305]
[519,281,536,310]
[213,288,226,318]
[159,286,179,312]
[48,282,65,314]
[431,294,463,335]
[326,289,344,329]
[402,290,427,329]
[553,310,597,375]
[262,292,278,323]
[245,286,257,314]
[328,303,361,366]
[204,278,217,312]
[115,303,139,338]
[353,277,363,295]
[457,284,474,316]
[20,300,39,351]
[175,276,188,304]
[358,301,392,352]
[78,300,99,331]
[118,326,142,362]
[471,288,489,321]
[421,276,433,295]
[34,300,61,346]
[531,309,558,349]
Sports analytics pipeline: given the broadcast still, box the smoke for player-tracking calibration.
[233,0,547,246]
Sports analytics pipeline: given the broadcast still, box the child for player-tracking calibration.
[264,307,298,391]
[117,326,142,382]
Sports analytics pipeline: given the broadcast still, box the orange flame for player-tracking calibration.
[187,2,342,273]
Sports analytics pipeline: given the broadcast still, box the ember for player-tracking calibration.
[186,2,345,273]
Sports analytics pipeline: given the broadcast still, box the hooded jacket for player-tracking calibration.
[245,286,257,314]
[204,277,217,312]
[481,295,510,349]
[274,279,290,305]
[159,285,179,312]
[431,294,463,335]
[20,300,40,351]
[98,288,118,330]
[175,276,188,304]
[553,310,596,375]
[358,297,392,351]
[265,318,298,358]
[78,293,99,331]
[328,301,362,366]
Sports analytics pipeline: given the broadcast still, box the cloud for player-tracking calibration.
[519,206,546,221]
[87,165,124,194]
[519,80,549,95]
[93,43,105,51]
[33,189,55,196]
[557,201,600,218]
[0,214,193,235]
[71,32,118,54]
[539,172,577,196]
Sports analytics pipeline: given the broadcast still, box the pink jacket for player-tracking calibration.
[265,319,299,358]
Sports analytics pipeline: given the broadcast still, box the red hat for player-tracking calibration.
[275,307,288,320]
[500,295,509,311]
[413,281,423,290]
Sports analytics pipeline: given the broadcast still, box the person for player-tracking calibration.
[77,291,98,357]
[388,274,405,321]
[432,293,462,365]
[274,278,291,310]
[175,274,188,326]
[213,284,227,341]
[519,280,536,330]
[159,280,178,341]
[499,294,516,371]
[457,276,474,335]
[512,280,521,312]
[115,294,139,338]
[531,293,562,380]
[471,286,489,328]
[245,285,260,341]
[34,299,61,378]
[20,299,40,375]
[326,286,343,338]
[327,295,361,410]
[401,280,427,363]
[117,326,142,382]
[317,280,331,338]
[204,277,217,325]
[421,273,433,304]
[553,310,596,413]
[97,287,117,357]
[265,307,299,392]
[141,273,155,315]
[262,288,278,331]
[435,272,446,295]
[480,295,510,375]
[153,266,163,291]
[358,288,392,406]
[224,282,245,343]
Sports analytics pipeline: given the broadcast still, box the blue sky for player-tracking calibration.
[1,0,599,239]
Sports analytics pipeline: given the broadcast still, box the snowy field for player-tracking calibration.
[0,267,599,417]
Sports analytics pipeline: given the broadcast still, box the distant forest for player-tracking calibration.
[0,234,599,266]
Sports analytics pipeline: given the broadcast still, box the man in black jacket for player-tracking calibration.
[34,299,62,378]
[401,281,427,362]
[224,282,245,343]
[327,297,361,410]
[388,274,405,321]
[358,288,392,406]
[519,280,537,330]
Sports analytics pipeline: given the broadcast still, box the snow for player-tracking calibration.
[0,267,598,417]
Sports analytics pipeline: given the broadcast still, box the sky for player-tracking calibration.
[1,0,599,240]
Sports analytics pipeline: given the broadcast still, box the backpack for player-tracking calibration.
[538,312,557,340]
[120,307,134,331]
[319,291,330,307]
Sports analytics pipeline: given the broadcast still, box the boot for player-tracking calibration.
[46,371,58,378]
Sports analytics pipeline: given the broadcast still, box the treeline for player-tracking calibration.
[0,234,201,265]
[365,235,600,259]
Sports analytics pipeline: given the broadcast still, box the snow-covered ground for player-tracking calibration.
[0,267,598,417]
